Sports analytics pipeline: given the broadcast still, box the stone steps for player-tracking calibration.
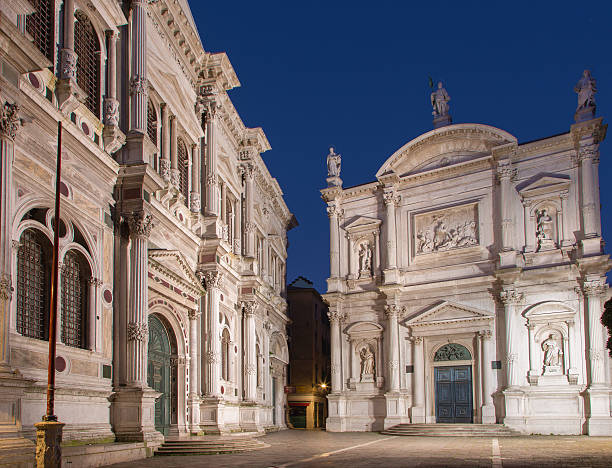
[155,438,267,456]
[381,423,520,437]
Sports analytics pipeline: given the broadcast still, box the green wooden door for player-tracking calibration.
[148,315,171,435]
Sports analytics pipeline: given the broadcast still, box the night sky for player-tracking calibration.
[191,1,612,293]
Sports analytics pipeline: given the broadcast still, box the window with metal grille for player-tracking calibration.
[74,11,100,118]
[16,229,51,340]
[26,0,55,63]
[61,250,88,349]
[147,100,158,146]
[177,138,189,202]
[221,328,230,381]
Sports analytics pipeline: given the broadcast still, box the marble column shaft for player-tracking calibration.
[500,288,523,387]
[385,305,400,392]
[126,211,153,386]
[60,0,76,80]
[243,302,257,401]
[169,115,178,187]
[245,166,255,257]
[328,308,343,393]
[188,309,200,430]
[327,204,341,278]
[204,271,222,396]
[159,104,170,181]
[383,191,398,269]
[479,331,493,406]
[579,145,599,237]
[412,337,424,407]
[205,114,218,215]
[497,161,515,251]
[584,280,607,385]
[0,103,21,366]
[190,143,200,212]
[103,30,119,126]
[129,0,148,132]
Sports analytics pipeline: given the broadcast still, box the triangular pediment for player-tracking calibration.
[148,249,202,293]
[405,301,493,326]
[517,174,570,198]
[344,216,382,231]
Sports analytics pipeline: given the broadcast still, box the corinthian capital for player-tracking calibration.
[327,309,345,323]
[499,288,524,305]
[578,144,599,163]
[201,270,223,290]
[496,160,517,181]
[327,204,342,219]
[384,304,403,319]
[241,300,257,316]
[383,190,400,206]
[127,211,154,239]
[583,279,607,297]
[0,101,22,141]
[0,275,12,301]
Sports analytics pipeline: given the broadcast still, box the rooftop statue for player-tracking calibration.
[326,146,342,187]
[431,81,450,117]
[574,70,596,122]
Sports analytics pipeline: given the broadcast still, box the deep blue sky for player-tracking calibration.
[193,1,612,293]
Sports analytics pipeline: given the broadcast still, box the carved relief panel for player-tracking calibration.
[413,203,479,255]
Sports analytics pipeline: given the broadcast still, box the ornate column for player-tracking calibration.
[384,304,401,393]
[479,330,495,423]
[526,322,538,384]
[328,304,344,394]
[244,164,256,257]
[60,0,76,81]
[560,191,572,247]
[103,30,119,127]
[327,203,342,279]
[203,92,219,216]
[583,279,607,385]
[383,189,399,270]
[411,336,425,423]
[578,144,600,239]
[203,271,223,396]
[129,0,149,133]
[0,102,21,368]
[497,160,516,252]
[126,211,153,386]
[566,318,578,383]
[242,301,257,401]
[188,308,200,433]
[190,143,201,213]
[499,288,523,388]
[169,115,179,188]
[159,103,170,182]
[522,199,535,252]
[87,278,100,352]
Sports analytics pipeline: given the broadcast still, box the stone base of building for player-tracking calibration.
[239,402,266,434]
[326,393,387,432]
[481,404,496,424]
[383,392,410,429]
[110,387,164,443]
[503,386,592,435]
[62,441,152,468]
[586,386,612,436]
[0,437,35,468]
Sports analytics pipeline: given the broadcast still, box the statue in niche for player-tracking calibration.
[536,208,555,250]
[326,147,341,178]
[431,81,450,117]
[575,70,596,112]
[358,242,372,277]
[360,345,375,381]
[542,334,562,368]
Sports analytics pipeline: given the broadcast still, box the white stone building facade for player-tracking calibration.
[322,114,612,435]
[0,0,294,462]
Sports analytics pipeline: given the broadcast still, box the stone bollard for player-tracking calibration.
[34,420,64,468]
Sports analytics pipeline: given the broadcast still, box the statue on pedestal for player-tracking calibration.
[358,242,372,278]
[430,81,452,128]
[326,147,342,187]
[542,334,562,371]
[574,70,597,122]
[360,345,375,381]
[536,208,555,251]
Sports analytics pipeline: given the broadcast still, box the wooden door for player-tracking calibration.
[435,365,473,423]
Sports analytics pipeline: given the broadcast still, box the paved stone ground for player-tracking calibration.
[105,430,612,467]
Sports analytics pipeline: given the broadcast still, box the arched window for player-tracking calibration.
[221,328,230,381]
[26,0,55,62]
[177,138,189,202]
[16,228,52,340]
[434,343,472,362]
[147,100,158,146]
[74,11,101,117]
[61,250,90,348]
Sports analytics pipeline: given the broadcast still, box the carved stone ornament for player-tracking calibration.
[330,363,340,375]
[187,309,200,320]
[0,275,13,301]
[159,159,171,182]
[578,145,599,163]
[496,160,517,181]
[127,211,154,238]
[241,301,257,316]
[202,271,223,290]
[506,352,518,364]
[206,350,220,364]
[245,221,256,233]
[206,174,218,186]
[541,333,563,368]
[246,364,257,375]
[358,241,373,278]
[499,289,524,305]
[327,309,345,323]
[127,322,148,341]
[359,345,375,381]
[60,48,77,80]
[434,343,471,361]
[382,191,400,206]
[103,98,119,126]
[170,169,181,188]
[588,348,603,362]
[130,75,148,98]
[535,207,556,251]
[326,205,343,219]
[384,304,403,319]
[0,101,22,141]
[189,192,201,213]
[583,280,607,297]
[414,204,478,255]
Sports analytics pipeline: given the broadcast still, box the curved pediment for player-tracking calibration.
[345,321,384,337]
[404,301,493,330]
[523,301,575,322]
[376,124,516,178]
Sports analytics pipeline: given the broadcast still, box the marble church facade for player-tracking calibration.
[0,0,294,461]
[322,85,612,435]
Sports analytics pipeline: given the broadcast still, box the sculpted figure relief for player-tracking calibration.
[360,345,375,380]
[575,70,596,112]
[542,334,562,367]
[431,81,450,117]
[326,147,341,177]
[416,217,477,254]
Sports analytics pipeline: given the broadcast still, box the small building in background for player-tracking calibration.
[286,277,331,429]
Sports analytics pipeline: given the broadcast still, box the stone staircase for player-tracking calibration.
[381,423,520,437]
[155,436,268,456]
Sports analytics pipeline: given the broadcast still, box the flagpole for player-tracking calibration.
[35,120,64,468]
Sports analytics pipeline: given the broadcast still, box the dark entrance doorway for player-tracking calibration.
[147,314,173,435]
[434,365,473,423]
